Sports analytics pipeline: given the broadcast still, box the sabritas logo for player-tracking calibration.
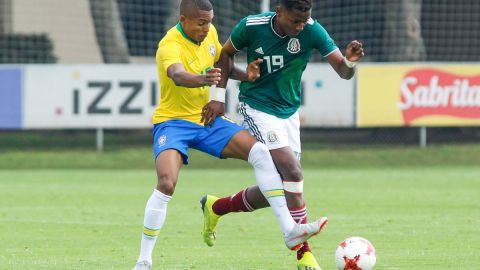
[398,68,480,125]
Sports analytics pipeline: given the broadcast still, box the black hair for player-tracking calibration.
[180,0,213,16]
[279,0,312,12]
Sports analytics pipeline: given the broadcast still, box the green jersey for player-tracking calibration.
[230,12,338,118]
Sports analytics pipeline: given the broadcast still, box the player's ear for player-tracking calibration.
[179,15,187,24]
[276,5,282,16]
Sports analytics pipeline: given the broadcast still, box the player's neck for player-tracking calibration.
[272,15,286,37]
[178,22,201,45]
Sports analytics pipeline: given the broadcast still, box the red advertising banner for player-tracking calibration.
[357,64,480,127]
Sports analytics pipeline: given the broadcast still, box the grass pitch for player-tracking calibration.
[1,167,479,270]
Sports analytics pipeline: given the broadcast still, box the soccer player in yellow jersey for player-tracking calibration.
[132,1,328,269]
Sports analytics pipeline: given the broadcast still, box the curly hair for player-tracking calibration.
[279,0,312,12]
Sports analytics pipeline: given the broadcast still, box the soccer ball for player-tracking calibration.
[335,237,376,270]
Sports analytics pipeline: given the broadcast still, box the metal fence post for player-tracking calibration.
[261,0,270,12]
[96,128,104,152]
[420,126,427,148]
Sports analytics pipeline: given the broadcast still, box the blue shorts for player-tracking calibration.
[152,117,244,165]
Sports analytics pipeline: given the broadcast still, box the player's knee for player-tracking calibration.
[277,161,303,181]
[156,174,176,195]
[287,166,303,181]
[247,142,272,169]
[282,165,302,180]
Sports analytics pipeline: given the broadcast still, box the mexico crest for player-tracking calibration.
[267,131,278,143]
[287,38,301,54]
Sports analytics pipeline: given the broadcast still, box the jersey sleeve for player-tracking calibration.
[156,39,182,72]
[210,25,223,63]
[311,21,338,57]
[229,17,249,51]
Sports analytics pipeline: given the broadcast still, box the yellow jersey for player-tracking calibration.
[152,22,223,125]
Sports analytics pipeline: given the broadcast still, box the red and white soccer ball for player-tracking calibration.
[335,237,376,270]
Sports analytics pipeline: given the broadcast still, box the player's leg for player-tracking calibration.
[193,117,265,246]
[282,112,321,269]
[205,107,324,267]
[237,107,308,225]
[214,142,320,268]
[221,128,326,250]
[270,147,320,269]
[221,130,296,235]
[134,150,182,270]
[133,121,193,270]
[194,116,325,249]
[209,105,308,222]
[242,109,320,268]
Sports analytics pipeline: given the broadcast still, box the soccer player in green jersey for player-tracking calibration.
[132,0,330,269]
[200,0,364,269]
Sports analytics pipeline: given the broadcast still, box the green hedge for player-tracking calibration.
[0,33,57,63]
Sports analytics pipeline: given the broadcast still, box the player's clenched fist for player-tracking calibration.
[247,58,263,82]
[345,40,364,62]
[202,67,222,86]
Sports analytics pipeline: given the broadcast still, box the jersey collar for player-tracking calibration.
[270,14,287,39]
[176,22,201,46]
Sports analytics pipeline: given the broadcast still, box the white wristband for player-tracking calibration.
[344,56,357,68]
[212,87,226,103]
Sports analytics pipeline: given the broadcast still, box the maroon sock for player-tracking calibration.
[290,205,311,260]
[212,188,254,215]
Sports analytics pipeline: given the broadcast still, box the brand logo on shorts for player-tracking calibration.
[158,135,167,146]
[267,131,278,143]
[209,44,216,56]
[287,38,301,54]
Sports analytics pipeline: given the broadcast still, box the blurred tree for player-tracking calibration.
[0,0,12,34]
[89,0,130,63]
[162,0,180,34]
[117,0,173,57]
[383,0,426,61]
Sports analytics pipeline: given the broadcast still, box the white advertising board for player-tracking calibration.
[23,65,158,128]
[21,64,355,129]
[298,64,354,127]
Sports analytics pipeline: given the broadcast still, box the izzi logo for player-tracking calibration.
[72,80,159,115]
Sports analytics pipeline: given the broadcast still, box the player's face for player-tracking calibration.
[276,7,311,37]
[181,9,214,43]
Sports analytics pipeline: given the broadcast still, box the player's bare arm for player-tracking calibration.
[327,40,365,80]
[230,60,263,81]
[200,40,236,126]
[201,40,262,126]
[167,63,221,88]
[223,39,262,82]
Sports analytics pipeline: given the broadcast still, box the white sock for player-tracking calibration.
[137,189,172,264]
[248,142,295,236]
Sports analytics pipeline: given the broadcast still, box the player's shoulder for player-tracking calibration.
[159,24,182,45]
[306,18,329,33]
[301,18,332,40]
[208,23,219,37]
[244,12,275,27]
[304,18,321,31]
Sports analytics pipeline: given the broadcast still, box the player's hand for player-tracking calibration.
[202,68,222,86]
[201,100,225,127]
[345,40,364,62]
[246,58,263,82]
